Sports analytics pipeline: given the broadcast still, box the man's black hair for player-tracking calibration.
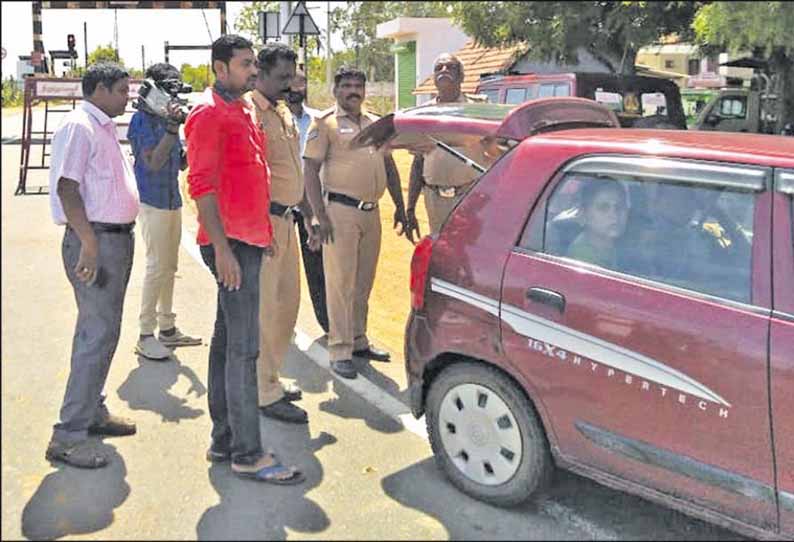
[211,34,253,75]
[81,62,129,97]
[334,65,366,87]
[256,42,297,74]
[145,62,180,82]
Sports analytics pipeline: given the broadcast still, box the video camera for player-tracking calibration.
[133,78,193,124]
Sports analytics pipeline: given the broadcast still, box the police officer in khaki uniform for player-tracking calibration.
[405,53,492,242]
[304,66,408,379]
[249,43,316,423]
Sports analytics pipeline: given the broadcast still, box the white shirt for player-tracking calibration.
[49,101,140,225]
[293,103,320,161]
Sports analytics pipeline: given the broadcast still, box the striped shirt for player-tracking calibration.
[49,101,140,225]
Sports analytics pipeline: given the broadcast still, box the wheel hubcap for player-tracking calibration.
[438,383,523,485]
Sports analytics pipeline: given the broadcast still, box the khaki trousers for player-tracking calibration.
[257,214,300,406]
[323,201,381,362]
[423,187,466,234]
[138,203,181,335]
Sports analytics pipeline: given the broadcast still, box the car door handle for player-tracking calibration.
[526,287,566,313]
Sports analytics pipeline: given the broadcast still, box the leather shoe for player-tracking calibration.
[353,345,391,362]
[283,385,302,402]
[331,359,357,379]
[259,398,308,424]
[88,414,136,437]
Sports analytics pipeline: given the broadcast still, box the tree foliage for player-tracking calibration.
[88,43,121,65]
[448,1,702,74]
[693,1,794,129]
[330,1,452,81]
[180,63,214,92]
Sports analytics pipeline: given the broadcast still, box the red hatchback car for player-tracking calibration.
[354,99,794,540]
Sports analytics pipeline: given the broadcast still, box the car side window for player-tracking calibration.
[524,173,755,303]
[506,88,526,104]
[539,84,556,98]
[554,84,570,97]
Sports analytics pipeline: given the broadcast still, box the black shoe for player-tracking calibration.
[331,359,357,379]
[206,447,230,463]
[353,346,391,362]
[283,386,302,402]
[259,398,308,424]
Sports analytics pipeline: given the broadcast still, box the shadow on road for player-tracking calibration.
[116,352,206,423]
[281,338,405,435]
[196,423,336,541]
[20,442,130,541]
[381,457,746,541]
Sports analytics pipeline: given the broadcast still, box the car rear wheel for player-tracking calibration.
[426,362,552,507]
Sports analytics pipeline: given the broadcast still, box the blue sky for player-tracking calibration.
[1,1,342,79]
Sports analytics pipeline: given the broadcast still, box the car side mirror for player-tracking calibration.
[705,114,720,126]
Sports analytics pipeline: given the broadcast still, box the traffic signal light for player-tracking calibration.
[67,34,75,52]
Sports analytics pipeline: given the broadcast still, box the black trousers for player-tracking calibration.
[294,210,329,333]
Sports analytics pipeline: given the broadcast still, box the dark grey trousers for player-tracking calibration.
[52,226,135,444]
[200,240,264,464]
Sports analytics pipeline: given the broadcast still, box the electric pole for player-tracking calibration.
[326,1,332,93]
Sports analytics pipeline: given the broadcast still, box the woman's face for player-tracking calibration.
[583,188,628,241]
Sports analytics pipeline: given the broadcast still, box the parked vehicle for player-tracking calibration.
[694,86,782,134]
[353,98,794,540]
[475,72,687,129]
[681,88,719,127]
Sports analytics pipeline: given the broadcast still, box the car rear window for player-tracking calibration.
[522,172,756,303]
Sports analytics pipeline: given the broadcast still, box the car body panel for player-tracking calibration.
[771,176,794,534]
[499,173,776,528]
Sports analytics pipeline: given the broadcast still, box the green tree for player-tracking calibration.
[180,63,214,92]
[331,1,452,81]
[693,1,794,131]
[448,1,702,74]
[88,43,121,65]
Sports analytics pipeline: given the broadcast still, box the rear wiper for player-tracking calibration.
[427,135,486,174]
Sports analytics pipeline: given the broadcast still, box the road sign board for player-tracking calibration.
[282,0,320,36]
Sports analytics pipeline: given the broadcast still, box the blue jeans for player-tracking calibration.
[200,240,264,464]
[53,225,135,444]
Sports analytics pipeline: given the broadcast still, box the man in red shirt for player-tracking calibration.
[185,34,302,485]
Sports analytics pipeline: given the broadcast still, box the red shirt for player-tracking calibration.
[185,88,273,247]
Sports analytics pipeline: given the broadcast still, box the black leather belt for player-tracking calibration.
[327,192,378,211]
[269,201,297,218]
[89,221,135,233]
[426,184,470,199]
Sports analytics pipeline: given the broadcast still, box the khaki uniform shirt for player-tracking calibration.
[423,93,489,188]
[303,105,387,202]
[249,89,304,206]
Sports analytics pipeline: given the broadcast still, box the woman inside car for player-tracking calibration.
[566,178,629,270]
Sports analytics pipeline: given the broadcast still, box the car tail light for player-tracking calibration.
[410,236,435,311]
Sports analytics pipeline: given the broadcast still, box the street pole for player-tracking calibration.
[141,44,145,73]
[83,21,88,69]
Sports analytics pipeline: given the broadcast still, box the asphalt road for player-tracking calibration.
[1,108,743,540]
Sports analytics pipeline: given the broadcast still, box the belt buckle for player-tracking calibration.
[438,187,457,198]
[358,201,375,211]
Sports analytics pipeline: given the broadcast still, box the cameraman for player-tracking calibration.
[128,62,200,360]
